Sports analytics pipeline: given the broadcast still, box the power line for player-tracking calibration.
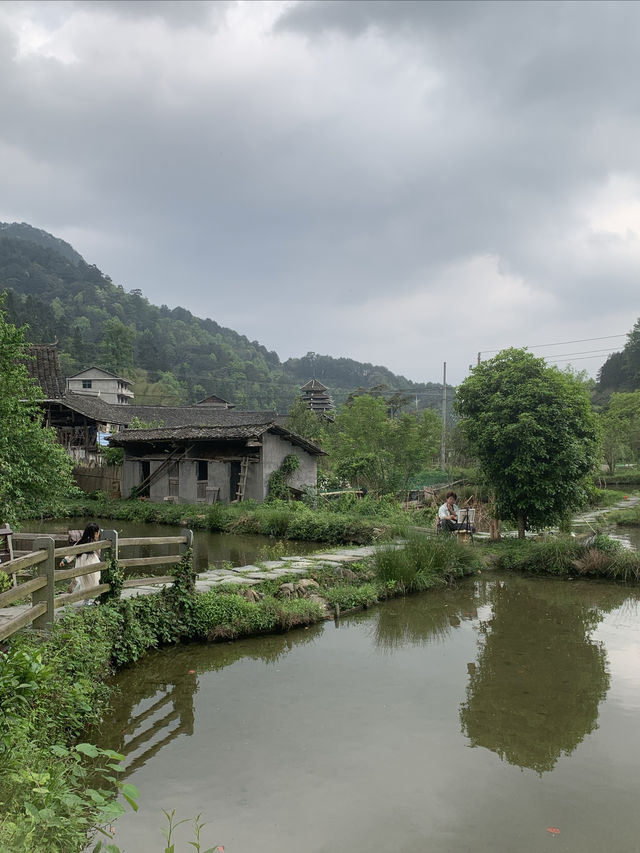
[480,333,627,356]
[541,347,623,359]
[545,353,615,364]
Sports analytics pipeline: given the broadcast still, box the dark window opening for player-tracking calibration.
[230,461,241,501]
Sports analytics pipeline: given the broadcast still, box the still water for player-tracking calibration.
[28,518,318,571]
[95,572,640,853]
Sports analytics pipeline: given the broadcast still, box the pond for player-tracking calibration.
[94,572,640,853]
[26,518,318,572]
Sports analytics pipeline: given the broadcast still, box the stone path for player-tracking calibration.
[191,546,377,593]
[0,546,378,633]
[572,495,640,528]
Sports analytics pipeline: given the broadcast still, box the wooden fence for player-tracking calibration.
[0,529,193,643]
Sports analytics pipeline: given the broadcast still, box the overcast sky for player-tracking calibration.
[1,0,639,384]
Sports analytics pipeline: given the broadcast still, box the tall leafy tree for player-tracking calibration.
[0,299,75,526]
[329,395,440,494]
[98,317,135,376]
[456,349,600,538]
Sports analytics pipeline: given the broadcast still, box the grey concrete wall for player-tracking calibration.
[209,461,231,502]
[261,432,318,498]
[121,460,137,497]
[179,459,198,504]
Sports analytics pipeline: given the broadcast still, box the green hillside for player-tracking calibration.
[0,222,446,412]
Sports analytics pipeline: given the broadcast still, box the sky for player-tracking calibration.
[1,0,639,385]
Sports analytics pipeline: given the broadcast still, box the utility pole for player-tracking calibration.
[440,361,447,472]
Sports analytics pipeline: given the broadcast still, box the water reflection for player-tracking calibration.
[459,577,630,773]
[373,581,490,650]
[99,626,322,771]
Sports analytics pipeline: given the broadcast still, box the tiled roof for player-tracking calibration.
[52,393,119,422]
[110,421,326,455]
[300,378,328,391]
[110,423,273,444]
[24,344,65,399]
[67,366,132,384]
[112,405,278,428]
[42,396,326,455]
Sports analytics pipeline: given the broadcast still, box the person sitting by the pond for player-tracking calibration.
[59,522,102,595]
[438,493,476,533]
[438,492,463,532]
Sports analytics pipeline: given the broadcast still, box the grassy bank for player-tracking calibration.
[486,534,640,581]
[606,504,640,527]
[23,494,430,545]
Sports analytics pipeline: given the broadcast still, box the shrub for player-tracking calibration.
[374,534,482,592]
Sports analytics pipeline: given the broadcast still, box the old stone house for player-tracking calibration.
[110,410,325,503]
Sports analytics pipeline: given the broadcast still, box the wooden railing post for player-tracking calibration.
[102,529,119,561]
[182,528,193,555]
[33,537,55,631]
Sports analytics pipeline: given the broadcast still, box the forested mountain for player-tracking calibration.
[595,319,640,403]
[0,222,446,412]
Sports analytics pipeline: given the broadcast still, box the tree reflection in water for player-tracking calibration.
[373,581,492,650]
[459,576,632,774]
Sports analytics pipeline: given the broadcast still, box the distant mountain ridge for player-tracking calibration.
[0,222,84,265]
[0,221,446,412]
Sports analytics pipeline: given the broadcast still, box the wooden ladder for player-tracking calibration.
[235,456,250,502]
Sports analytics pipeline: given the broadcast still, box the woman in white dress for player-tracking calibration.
[60,522,102,594]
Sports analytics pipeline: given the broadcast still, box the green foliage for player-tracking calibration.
[607,504,640,526]
[267,454,300,501]
[0,609,135,853]
[487,534,640,581]
[599,391,640,472]
[98,317,134,376]
[324,583,379,610]
[596,316,640,399]
[107,596,187,667]
[374,534,482,592]
[286,399,330,445]
[327,395,441,494]
[190,591,323,640]
[0,568,10,593]
[54,495,402,545]
[98,446,124,466]
[99,554,124,604]
[456,348,600,537]
[0,296,76,526]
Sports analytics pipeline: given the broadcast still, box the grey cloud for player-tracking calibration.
[73,0,226,27]
[1,1,639,383]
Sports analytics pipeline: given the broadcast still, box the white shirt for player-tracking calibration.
[438,501,460,520]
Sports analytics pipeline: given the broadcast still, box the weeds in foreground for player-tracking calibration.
[93,809,223,853]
